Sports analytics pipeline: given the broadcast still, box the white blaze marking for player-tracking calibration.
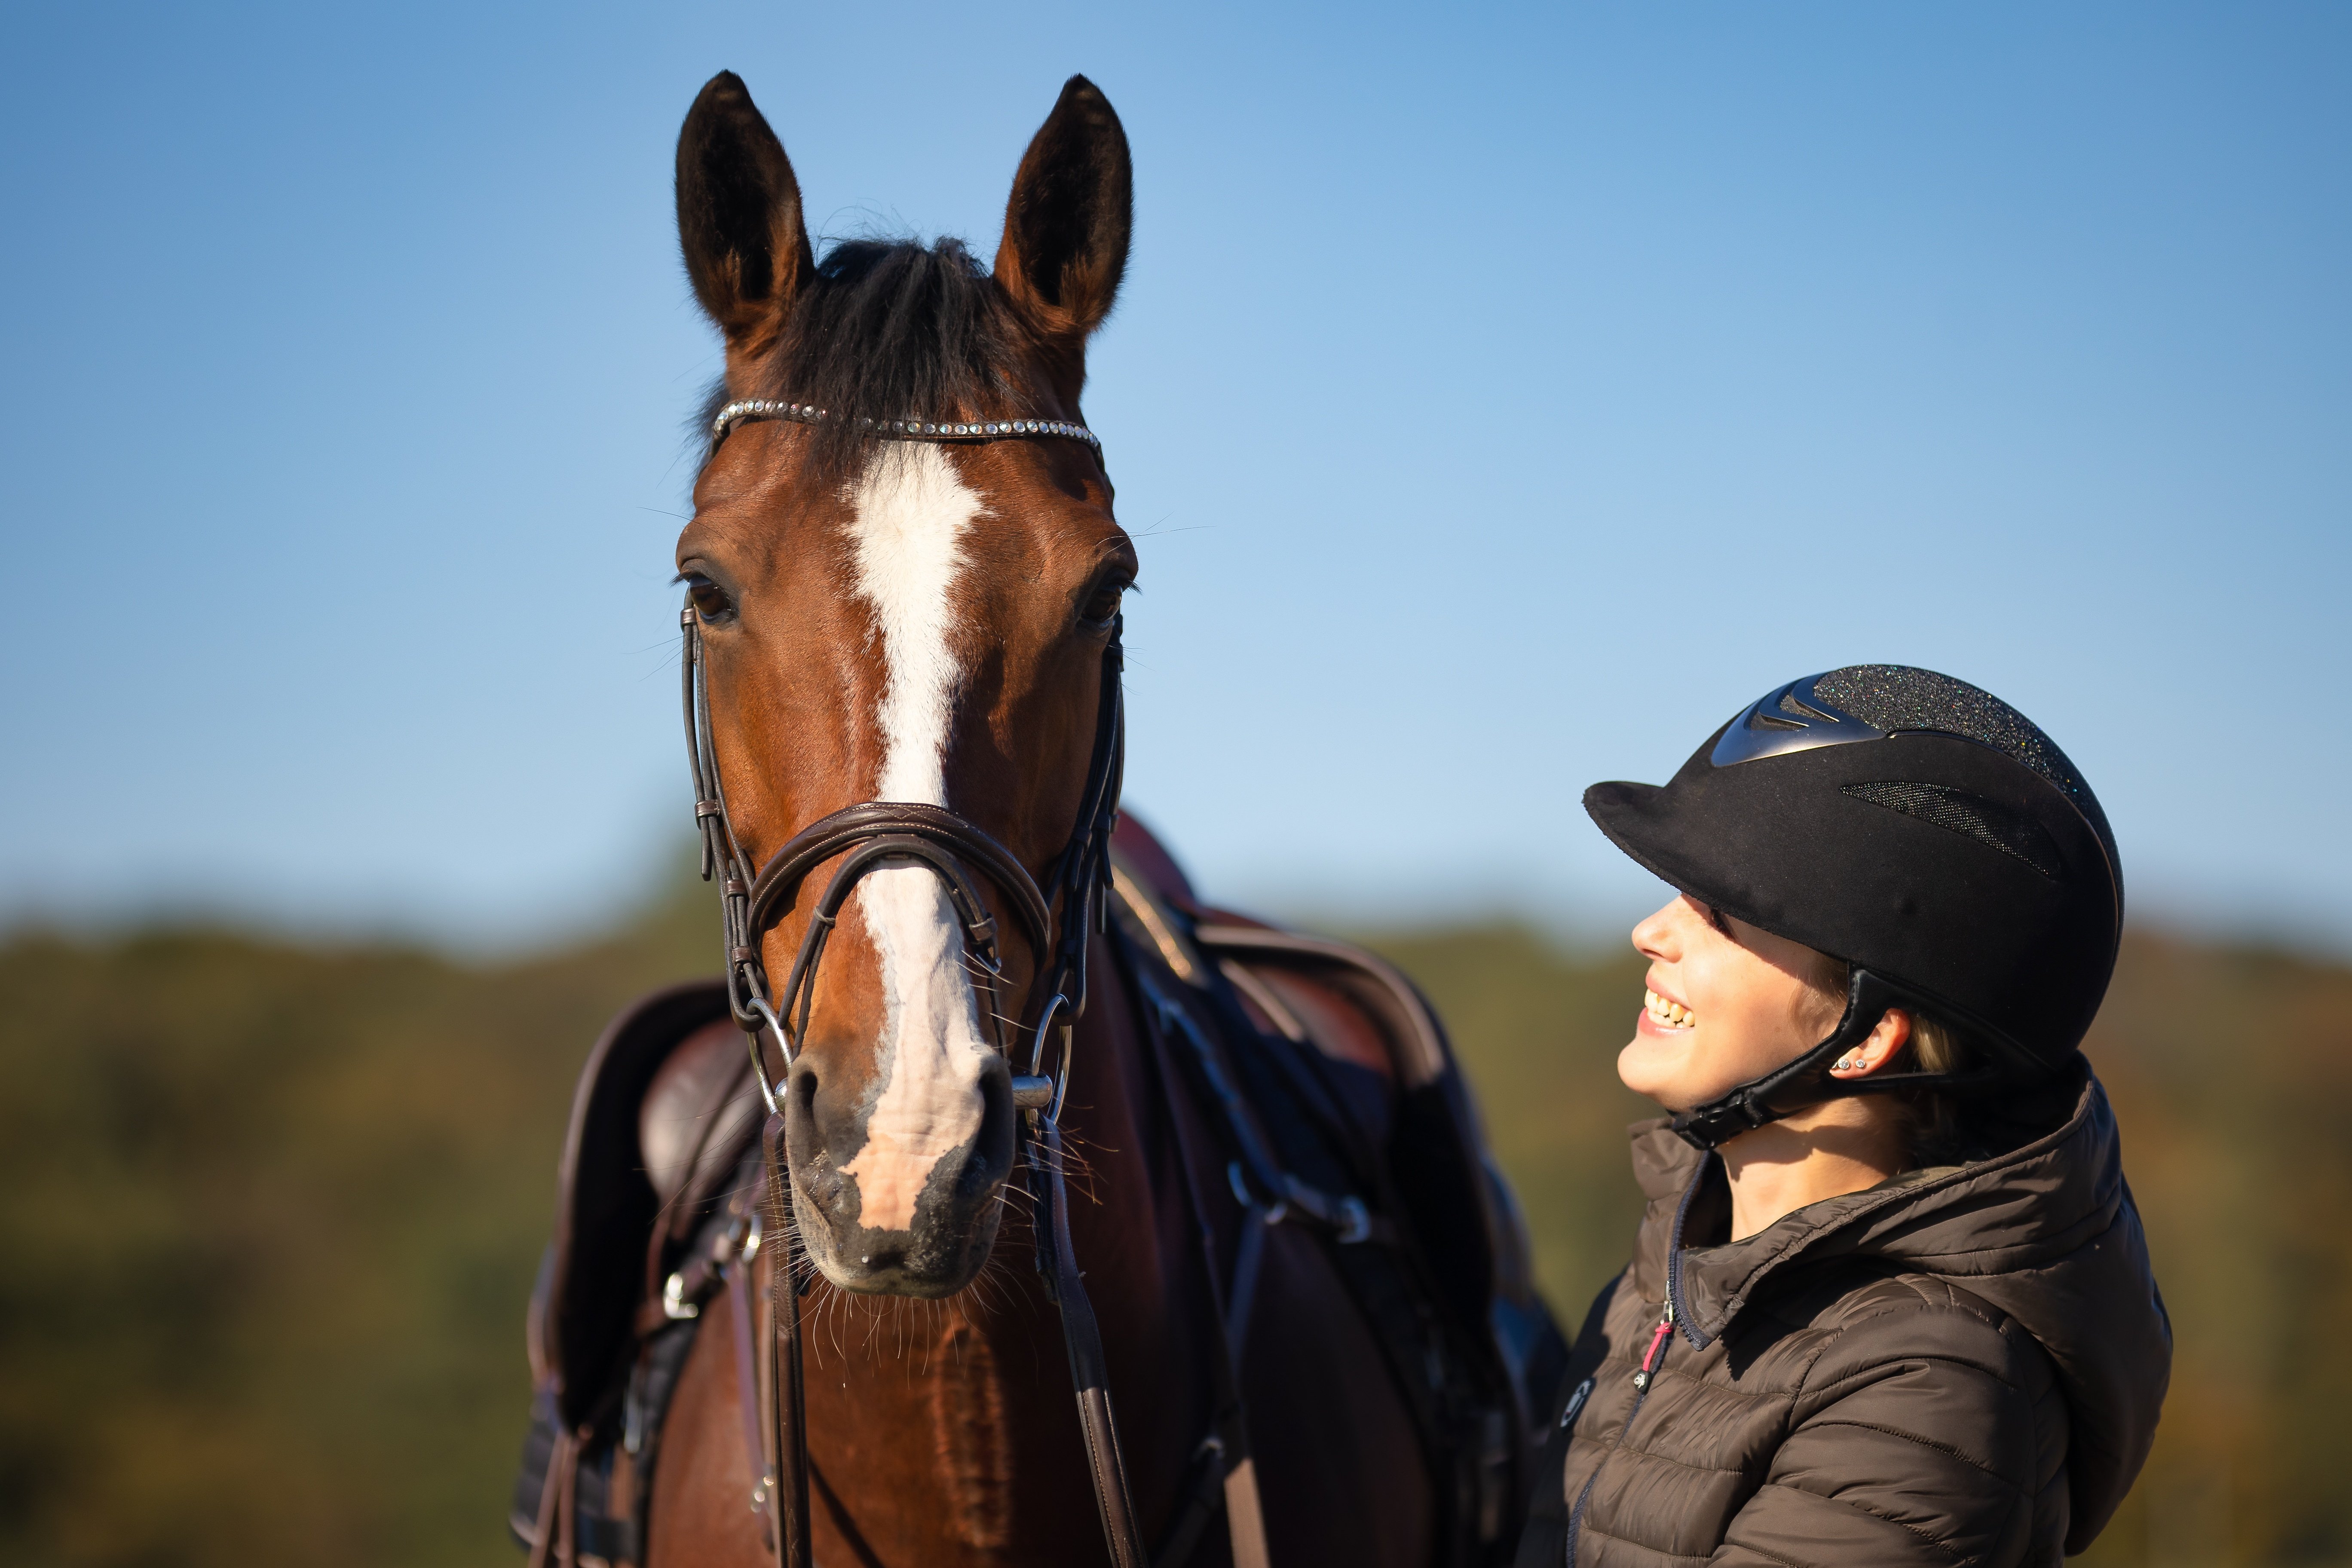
[840,446,993,1232]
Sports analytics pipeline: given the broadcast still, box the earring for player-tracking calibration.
[1834,1055,1861,1071]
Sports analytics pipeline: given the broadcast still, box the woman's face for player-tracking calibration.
[1619,895,1846,1112]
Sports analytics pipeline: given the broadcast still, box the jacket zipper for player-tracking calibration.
[1630,1302,1675,1393]
[1562,1297,1673,1565]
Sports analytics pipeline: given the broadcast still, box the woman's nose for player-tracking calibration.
[1631,899,1680,961]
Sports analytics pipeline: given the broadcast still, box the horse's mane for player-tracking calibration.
[697,237,1037,477]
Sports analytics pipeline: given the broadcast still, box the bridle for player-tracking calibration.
[683,613,1122,1126]
[679,402,1145,1568]
[689,396,1119,1123]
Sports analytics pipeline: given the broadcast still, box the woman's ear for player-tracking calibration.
[993,75,1131,395]
[676,72,814,378]
[1829,1008,1914,1078]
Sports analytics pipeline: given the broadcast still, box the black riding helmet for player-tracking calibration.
[1584,665,2123,1150]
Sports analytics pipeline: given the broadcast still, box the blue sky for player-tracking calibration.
[2,3,2346,952]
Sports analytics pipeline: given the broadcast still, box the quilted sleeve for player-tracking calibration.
[1713,1283,2068,1568]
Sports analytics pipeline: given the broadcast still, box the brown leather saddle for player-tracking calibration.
[512,823,1567,1565]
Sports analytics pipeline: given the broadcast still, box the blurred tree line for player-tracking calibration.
[2,870,2347,1565]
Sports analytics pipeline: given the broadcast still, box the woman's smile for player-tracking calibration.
[1619,895,1850,1111]
[1639,986,1697,1034]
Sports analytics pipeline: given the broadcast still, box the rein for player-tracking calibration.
[680,410,1139,1568]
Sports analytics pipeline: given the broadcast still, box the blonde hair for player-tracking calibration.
[1909,1011,1966,1075]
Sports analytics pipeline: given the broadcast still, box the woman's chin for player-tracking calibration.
[1619,1032,1749,1114]
[1617,1035,1691,1106]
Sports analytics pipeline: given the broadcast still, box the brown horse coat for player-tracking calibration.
[513,66,1561,1568]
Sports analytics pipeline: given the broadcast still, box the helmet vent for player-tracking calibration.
[1778,690,1838,722]
[1843,781,2064,880]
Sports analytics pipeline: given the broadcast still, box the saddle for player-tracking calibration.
[512,818,1567,1565]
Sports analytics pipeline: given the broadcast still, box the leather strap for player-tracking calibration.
[747,800,1050,956]
[727,1230,774,1556]
[526,1424,579,1568]
[1121,928,1274,1568]
[1133,958,1396,1251]
[767,831,1017,1068]
[1032,1111,1146,1568]
[762,1112,812,1568]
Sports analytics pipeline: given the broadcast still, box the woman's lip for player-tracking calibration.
[1635,1005,1691,1038]
[1645,978,1688,1010]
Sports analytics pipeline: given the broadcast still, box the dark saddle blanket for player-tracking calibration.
[513,820,1566,1564]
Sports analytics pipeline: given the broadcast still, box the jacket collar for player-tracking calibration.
[1628,1057,2109,1347]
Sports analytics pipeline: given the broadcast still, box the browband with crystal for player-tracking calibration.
[710,398,1101,452]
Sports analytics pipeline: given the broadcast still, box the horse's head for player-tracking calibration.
[671,73,1133,1298]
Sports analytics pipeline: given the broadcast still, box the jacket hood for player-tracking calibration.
[1626,1062,2170,1553]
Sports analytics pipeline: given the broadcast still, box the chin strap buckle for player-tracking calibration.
[1668,969,1904,1151]
[1668,1091,1782,1152]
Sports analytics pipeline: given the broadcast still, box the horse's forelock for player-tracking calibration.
[696,237,1036,480]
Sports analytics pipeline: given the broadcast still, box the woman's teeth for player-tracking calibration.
[1645,989,1696,1029]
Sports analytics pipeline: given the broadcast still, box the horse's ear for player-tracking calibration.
[676,72,814,369]
[994,76,1131,364]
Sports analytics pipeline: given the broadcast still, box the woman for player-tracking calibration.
[1516,665,2170,1567]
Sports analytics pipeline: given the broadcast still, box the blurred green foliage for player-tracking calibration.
[0,876,717,1568]
[2,878,2346,1566]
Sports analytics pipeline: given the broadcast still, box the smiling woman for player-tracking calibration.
[1517,665,2172,1568]
[1617,897,1974,1242]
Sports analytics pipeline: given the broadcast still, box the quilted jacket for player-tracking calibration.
[1533,1061,2169,1567]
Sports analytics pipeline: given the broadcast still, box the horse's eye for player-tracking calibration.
[683,574,736,625]
[1078,579,1127,630]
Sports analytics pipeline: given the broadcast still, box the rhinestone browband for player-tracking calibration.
[710,398,1101,452]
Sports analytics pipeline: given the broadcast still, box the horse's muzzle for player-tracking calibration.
[783,1051,1019,1296]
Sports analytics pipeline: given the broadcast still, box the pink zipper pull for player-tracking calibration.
[1631,1300,1675,1393]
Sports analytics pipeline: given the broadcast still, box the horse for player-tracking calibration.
[512,71,1560,1568]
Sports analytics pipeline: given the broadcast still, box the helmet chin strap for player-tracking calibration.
[1666,970,2026,1152]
